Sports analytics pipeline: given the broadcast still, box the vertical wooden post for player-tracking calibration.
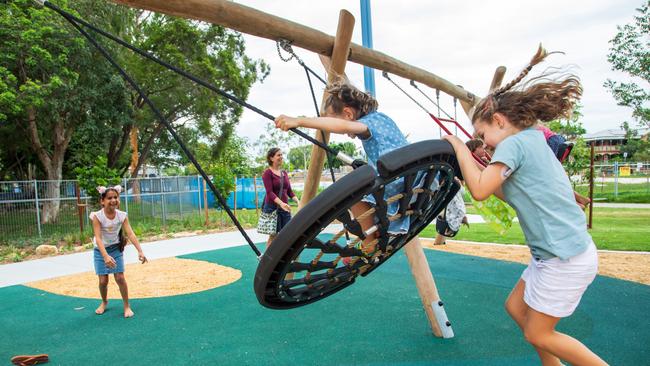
[233,176,238,219]
[75,182,84,234]
[588,144,594,229]
[254,174,259,215]
[298,9,355,210]
[203,178,209,226]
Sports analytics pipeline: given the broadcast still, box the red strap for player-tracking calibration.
[428,113,488,167]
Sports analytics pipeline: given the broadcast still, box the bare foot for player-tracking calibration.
[95,302,108,315]
[124,307,134,318]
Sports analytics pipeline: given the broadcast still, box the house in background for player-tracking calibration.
[583,128,649,162]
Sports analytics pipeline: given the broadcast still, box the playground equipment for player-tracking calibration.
[38,0,499,338]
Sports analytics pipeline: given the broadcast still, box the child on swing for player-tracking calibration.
[275,79,410,255]
[443,45,606,365]
[90,185,147,318]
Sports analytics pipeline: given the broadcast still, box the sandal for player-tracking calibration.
[10,354,49,366]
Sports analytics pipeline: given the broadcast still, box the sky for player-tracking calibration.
[233,0,644,152]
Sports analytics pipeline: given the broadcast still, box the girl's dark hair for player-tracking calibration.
[118,228,127,252]
[323,78,378,119]
[465,139,484,153]
[100,187,120,200]
[471,44,582,129]
[266,147,281,166]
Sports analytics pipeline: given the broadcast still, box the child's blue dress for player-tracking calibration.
[357,112,437,234]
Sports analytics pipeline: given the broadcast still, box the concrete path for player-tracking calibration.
[593,202,650,209]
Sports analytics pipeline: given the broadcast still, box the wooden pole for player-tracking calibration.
[233,176,237,219]
[110,0,477,104]
[203,178,209,226]
[299,10,355,209]
[404,238,446,337]
[254,174,259,215]
[488,66,507,92]
[588,144,594,229]
[75,182,85,234]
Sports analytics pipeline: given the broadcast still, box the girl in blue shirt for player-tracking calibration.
[444,45,605,366]
[275,79,410,256]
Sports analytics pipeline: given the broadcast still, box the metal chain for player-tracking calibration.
[276,39,299,63]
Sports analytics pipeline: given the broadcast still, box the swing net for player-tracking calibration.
[255,140,461,309]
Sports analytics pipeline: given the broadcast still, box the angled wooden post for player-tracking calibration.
[489,66,507,92]
[299,9,355,209]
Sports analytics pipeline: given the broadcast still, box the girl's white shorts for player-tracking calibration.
[521,242,598,318]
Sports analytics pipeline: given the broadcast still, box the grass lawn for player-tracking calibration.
[575,181,650,203]
[420,207,650,252]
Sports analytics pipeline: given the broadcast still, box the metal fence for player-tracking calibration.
[0,175,266,242]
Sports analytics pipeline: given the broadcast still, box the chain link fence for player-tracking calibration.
[0,175,266,243]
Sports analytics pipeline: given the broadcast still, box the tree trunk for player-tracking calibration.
[26,108,73,224]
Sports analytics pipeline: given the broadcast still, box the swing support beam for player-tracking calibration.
[110,0,478,105]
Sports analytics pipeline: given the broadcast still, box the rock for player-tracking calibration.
[73,246,86,252]
[35,245,59,255]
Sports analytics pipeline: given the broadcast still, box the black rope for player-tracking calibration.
[277,39,338,183]
[382,72,431,114]
[409,80,455,120]
[302,66,338,183]
[43,2,265,256]
[41,2,342,160]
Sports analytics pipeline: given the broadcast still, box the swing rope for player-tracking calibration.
[277,39,338,183]
[39,0,363,258]
[382,72,487,167]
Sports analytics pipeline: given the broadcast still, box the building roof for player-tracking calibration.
[583,128,649,142]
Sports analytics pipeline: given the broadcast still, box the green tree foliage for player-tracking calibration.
[185,135,256,206]
[547,104,586,139]
[620,121,650,161]
[1,0,268,220]
[74,156,121,203]
[0,0,133,222]
[288,145,311,171]
[122,13,268,177]
[604,2,649,127]
[325,141,358,169]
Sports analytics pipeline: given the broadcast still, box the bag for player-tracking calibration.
[256,170,285,235]
[436,189,467,237]
[257,210,278,235]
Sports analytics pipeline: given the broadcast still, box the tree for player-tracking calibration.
[620,121,650,161]
[604,2,649,127]
[325,141,358,169]
[184,135,255,207]
[1,1,268,221]
[122,14,269,178]
[74,156,121,205]
[288,145,311,171]
[547,104,586,139]
[0,0,134,223]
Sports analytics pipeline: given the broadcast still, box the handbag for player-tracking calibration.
[257,170,285,235]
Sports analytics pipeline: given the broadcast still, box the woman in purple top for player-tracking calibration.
[262,147,299,247]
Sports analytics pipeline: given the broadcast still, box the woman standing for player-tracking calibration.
[261,148,299,247]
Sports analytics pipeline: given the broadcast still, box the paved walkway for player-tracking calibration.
[0,214,492,288]
[0,229,268,288]
[593,202,650,208]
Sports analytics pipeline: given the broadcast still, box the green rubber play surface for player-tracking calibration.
[1,241,648,365]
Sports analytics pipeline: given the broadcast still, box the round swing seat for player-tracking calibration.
[254,140,462,309]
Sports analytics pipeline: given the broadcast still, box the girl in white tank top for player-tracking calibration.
[90,185,147,318]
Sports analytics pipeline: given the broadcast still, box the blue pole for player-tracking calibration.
[360,0,376,96]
